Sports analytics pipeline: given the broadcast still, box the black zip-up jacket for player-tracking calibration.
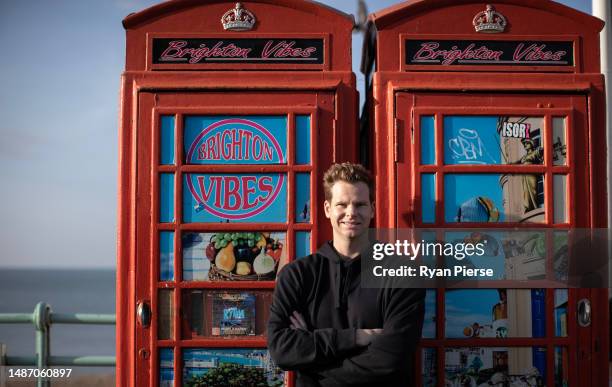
[268,242,425,387]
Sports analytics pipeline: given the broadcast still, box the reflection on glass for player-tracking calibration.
[554,347,569,387]
[182,348,284,386]
[160,173,175,223]
[421,116,435,165]
[445,289,545,338]
[445,347,545,386]
[183,115,287,165]
[160,115,175,165]
[421,174,436,224]
[182,173,288,223]
[499,231,547,281]
[552,117,567,166]
[182,232,286,281]
[554,175,567,223]
[158,289,174,340]
[422,348,436,387]
[295,173,310,223]
[554,289,568,337]
[295,115,311,165]
[443,116,544,166]
[160,231,174,281]
[554,232,570,282]
[422,289,436,338]
[445,174,545,223]
[159,348,174,387]
[295,231,311,259]
[182,290,272,339]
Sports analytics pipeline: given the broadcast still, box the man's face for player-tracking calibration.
[324,181,374,242]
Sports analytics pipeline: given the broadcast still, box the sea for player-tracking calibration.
[0,269,116,375]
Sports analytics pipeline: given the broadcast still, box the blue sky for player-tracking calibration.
[0,0,591,268]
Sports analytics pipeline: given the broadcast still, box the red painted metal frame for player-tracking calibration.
[367,2,607,386]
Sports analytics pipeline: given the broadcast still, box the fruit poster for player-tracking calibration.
[182,231,286,281]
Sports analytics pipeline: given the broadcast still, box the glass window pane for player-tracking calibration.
[295,115,311,165]
[295,173,310,223]
[181,290,273,338]
[553,117,567,165]
[158,289,174,340]
[422,348,436,387]
[183,115,287,165]
[160,115,175,165]
[445,289,545,338]
[554,289,568,337]
[295,231,311,259]
[422,289,436,338]
[445,174,545,223]
[554,347,570,386]
[182,231,286,281]
[160,231,174,281]
[444,116,543,165]
[445,347,545,385]
[182,348,285,386]
[554,175,567,223]
[421,116,435,165]
[183,173,287,223]
[554,231,570,282]
[159,348,174,387]
[421,174,436,223]
[160,173,175,223]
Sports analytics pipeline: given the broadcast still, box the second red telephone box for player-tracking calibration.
[362,0,607,386]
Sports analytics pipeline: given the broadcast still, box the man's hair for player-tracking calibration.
[323,162,374,202]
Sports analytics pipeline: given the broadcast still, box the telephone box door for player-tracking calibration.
[395,91,606,386]
[134,90,333,386]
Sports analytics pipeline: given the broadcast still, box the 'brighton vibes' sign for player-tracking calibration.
[152,38,324,65]
[183,116,287,223]
[405,40,574,67]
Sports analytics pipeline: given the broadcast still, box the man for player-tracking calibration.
[268,162,425,386]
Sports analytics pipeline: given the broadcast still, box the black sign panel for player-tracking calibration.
[152,38,324,65]
[405,40,574,66]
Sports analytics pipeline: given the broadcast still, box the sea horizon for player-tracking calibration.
[0,268,116,376]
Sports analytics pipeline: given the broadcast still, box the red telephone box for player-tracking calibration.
[117,1,356,385]
[363,0,607,386]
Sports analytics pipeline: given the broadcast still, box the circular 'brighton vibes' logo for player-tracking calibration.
[185,118,285,220]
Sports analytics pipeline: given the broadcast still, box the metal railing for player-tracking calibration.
[0,302,115,387]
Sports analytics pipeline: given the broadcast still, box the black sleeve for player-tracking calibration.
[315,287,425,384]
[267,263,359,370]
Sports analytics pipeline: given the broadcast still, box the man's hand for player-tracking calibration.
[290,311,308,330]
[355,329,384,346]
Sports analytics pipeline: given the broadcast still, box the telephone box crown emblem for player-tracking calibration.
[222,3,256,31]
[473,5,507,33]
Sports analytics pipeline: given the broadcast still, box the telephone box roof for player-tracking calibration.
[123,0,355,29]
[369,0,603,33]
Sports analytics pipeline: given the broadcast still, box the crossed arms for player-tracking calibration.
[267,265,425,385]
